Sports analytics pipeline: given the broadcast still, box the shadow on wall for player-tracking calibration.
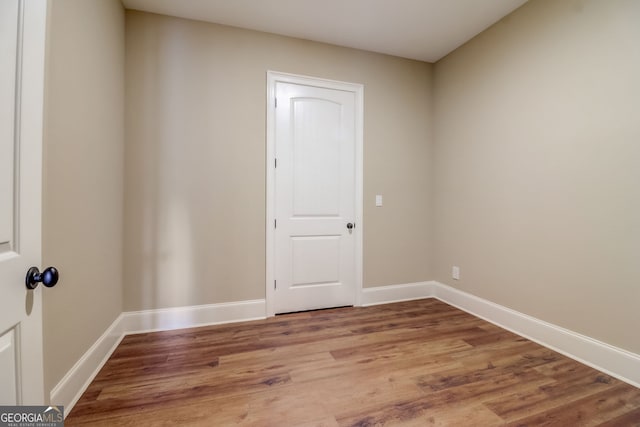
[127,26,199,314]
[124,21,266,314]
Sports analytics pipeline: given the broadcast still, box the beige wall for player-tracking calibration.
[124,12,433,310]
[433,0,640,353]
[43,0,125,394]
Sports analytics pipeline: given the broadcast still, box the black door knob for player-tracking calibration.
[25,266,59,290]
[347,222,354,230]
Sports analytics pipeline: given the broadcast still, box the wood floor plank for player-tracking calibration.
[65,299,640,426]
[70,381,330,426]
[303,373,427,420]
[335,399,505,427]
[504,383,640,426]
[596,407,640,427]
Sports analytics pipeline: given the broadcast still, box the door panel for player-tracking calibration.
[292,98,342,217]
[291,236,340,287]
[0,0,47,405]
[274,81,356,313]
[0,328,18,405]
[0,0,19,254]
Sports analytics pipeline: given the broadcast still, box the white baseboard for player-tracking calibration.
[432,282,640,389]
[49,313,125,412]
[361,281,434,306]
[50,299,266,417]
[119,299,266,334]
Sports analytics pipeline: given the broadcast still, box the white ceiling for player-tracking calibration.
[121,0,528,63]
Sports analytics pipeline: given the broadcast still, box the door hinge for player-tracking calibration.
[274,280,277,290]
[275,158,277,168]
[274,219,277,228]
[275,98,278,108]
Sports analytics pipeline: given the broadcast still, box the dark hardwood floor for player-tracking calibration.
[66,299,640,426]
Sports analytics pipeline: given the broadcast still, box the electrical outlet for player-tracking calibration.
[452,266,460,280]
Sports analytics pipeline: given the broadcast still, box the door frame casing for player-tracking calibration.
[265,71,363,317]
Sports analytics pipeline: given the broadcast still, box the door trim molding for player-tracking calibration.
[265,71,364,316]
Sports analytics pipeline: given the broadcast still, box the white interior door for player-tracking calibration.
[272,77,361,314]
[0,0,47,405]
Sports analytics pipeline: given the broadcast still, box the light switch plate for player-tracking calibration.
[375,195,383,207]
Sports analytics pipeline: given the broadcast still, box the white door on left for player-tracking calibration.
[0,0,48,405]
